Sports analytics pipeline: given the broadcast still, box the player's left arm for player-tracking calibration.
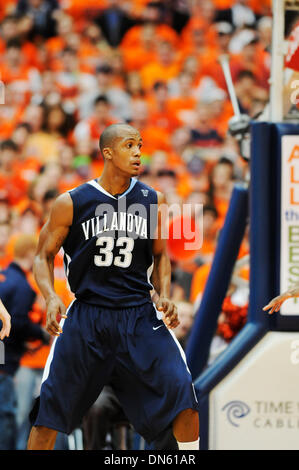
[151,192,179,329]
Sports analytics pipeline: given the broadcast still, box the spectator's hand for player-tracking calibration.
[0,308,11,340]
[46,295,67,336]
[156,297,180,329]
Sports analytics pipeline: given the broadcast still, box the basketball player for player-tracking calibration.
[27,123,199,451]
[0,299,10,340]
[263,285,299,314]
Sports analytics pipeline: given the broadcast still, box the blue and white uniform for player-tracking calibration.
[33,178,198,443]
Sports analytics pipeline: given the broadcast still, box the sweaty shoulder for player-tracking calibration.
[50,192,73,228]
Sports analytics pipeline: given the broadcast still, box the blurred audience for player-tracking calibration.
[0,0,276,450]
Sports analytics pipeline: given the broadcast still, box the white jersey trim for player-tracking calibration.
[87,178,137,200]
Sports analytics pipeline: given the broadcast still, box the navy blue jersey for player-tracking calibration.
[62,178,158,307]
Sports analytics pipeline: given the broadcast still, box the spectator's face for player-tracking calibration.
[29,0,43,7]
[1,19,17,41]
[183,56,199,77]
[13,127,30,148]
[157,175,176,193]
[42,71,56,94]
[179,73,193,94]
[18,211,40,235]
[203,211,217,234]
[57,15,73,36]
[209,99,224,117]
[47,108,66,132]
[0,149,16,170]
[127,72,143,95]
[237,76,255,95]
[141,24,155,47]
[62,50,77,71]
[65,33,80,52]
[59,145,74,170]
[107,0,119,7]
[242,43,257,60]
[150,151,167,175]
[258,19,272,46]
[171,128,191,150]
[96,71,112,88]
[158,42,174,65]
[85,23,102,42]
[154,84,168,103]
[186,192,208,217]
[75,139,92,156]
[44,163,62,187]
[24,106,44,132]
[6,46,21,66]
[17,16,33,36]
[192,29,205,46]
[196,106,212,131]
[212,163,233,187]
[201,0,215,22]
[217,32,231,49]
[143,6,160,22]
[94,102,110,122]
[131,101,149,127]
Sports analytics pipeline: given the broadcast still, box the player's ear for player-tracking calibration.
[102,147,112,160]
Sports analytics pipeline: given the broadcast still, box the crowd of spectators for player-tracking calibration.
[0,0,274,450]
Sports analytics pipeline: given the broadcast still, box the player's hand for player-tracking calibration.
[0,311,11,340]
[45,295,67,336]
[263,293,292,314]
[156,297,180,329]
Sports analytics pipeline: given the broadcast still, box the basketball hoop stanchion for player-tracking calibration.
[188,2,299,449]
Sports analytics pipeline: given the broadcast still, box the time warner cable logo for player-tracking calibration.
[222,400,251,427]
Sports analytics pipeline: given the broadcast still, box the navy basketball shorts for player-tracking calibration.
[33,299,199,443]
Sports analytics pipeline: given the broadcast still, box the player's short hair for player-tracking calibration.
[99,123,138,156]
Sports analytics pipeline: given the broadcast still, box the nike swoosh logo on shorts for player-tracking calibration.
[153,325,163,331]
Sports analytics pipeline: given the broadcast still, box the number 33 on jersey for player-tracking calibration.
[62,178,158,308]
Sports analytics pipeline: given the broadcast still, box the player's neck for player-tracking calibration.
[97,169,131,197]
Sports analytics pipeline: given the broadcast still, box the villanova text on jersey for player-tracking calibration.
[62,178,158,308]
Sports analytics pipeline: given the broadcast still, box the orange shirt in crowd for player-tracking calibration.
[58,172,84,193]
[61,0,109,19]
[0,105,24,140]
[0,172,27,207]
[140,61,181,91]
[122,46,157,73]
[137,125,172,155]
[190,262,211,303]
[0,252,12,271]
[121,24,179,50]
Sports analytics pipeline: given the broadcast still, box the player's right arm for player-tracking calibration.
[263,284,299,314]
[33,193,73,336]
